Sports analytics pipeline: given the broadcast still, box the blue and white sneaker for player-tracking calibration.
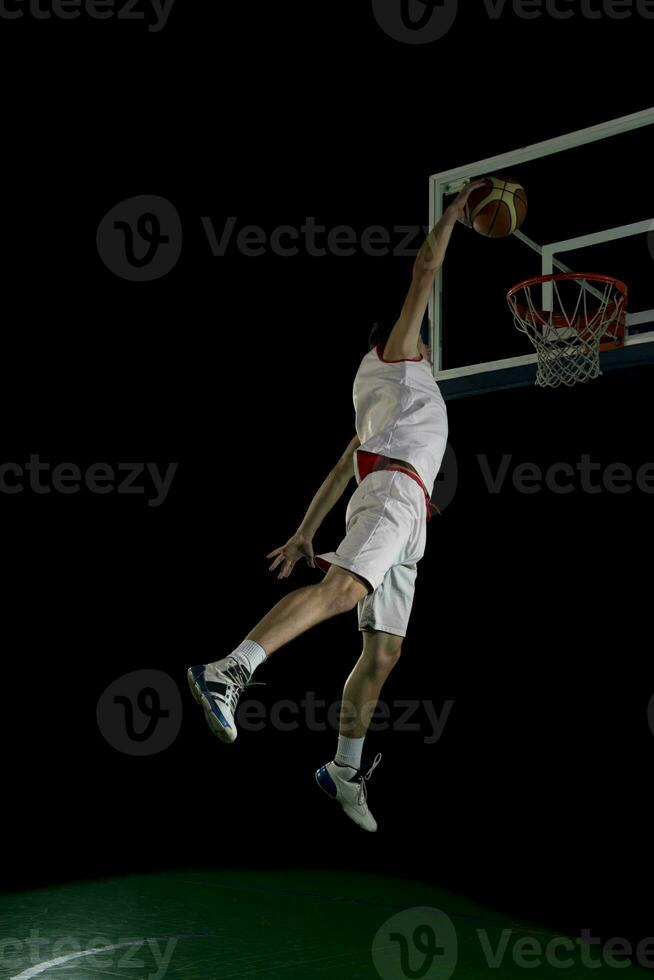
[315,754,382,832]
[187,657,263,744]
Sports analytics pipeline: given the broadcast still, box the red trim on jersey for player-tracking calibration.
[356,449,390,481]
[376,343,423,363]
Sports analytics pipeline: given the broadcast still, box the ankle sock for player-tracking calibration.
[335,734,365,770]
[226,639,267,677]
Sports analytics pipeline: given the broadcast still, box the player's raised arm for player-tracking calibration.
[383,180,487,361]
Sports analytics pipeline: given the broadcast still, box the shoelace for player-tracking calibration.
[215,660,266,714]
[356,752,382,806]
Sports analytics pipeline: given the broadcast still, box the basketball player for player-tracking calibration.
[188,180,485,831]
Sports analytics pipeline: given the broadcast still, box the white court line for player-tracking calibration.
[10,934,202,979]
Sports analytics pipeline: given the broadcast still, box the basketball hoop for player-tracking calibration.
[506,273,628,388]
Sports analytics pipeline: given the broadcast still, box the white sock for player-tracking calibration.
[335,734,365,771]
[225,639,267,677]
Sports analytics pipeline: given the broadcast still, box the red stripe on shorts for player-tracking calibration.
[356,450,440,522]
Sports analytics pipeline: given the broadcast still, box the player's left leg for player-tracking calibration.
[188,566,369,744]
[315,629,403,833]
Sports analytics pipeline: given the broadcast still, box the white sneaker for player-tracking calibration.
[187,658,262,743]
[315,754,382,832]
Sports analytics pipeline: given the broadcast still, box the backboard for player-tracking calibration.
[428,109,654,399]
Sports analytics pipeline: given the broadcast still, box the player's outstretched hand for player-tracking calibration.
[445,179,490,227]
[266,534,315,580]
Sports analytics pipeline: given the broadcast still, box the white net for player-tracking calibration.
[507,274,627,388]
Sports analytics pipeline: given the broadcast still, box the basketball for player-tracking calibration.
[465,175,528,238]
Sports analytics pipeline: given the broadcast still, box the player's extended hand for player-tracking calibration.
[445,179,490,227]
[266,533,315,580]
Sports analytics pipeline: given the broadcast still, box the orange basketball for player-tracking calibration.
[466,175,528,238]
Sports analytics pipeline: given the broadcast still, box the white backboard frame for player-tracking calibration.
[428,108,654,398]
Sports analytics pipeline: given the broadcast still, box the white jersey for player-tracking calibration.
[353,345,448,493]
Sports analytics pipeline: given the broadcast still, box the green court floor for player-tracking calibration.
[0,869,648,979]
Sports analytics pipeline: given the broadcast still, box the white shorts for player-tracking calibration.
[314,469,428,637]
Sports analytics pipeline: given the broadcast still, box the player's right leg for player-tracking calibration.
[187,566,370,743]
[315,629,403,832]
[314,471,427,830]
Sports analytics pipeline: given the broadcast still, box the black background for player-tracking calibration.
[1,0,653,958]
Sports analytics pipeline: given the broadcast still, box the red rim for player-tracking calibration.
[506,273,628,352]
[507,272,628,303]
